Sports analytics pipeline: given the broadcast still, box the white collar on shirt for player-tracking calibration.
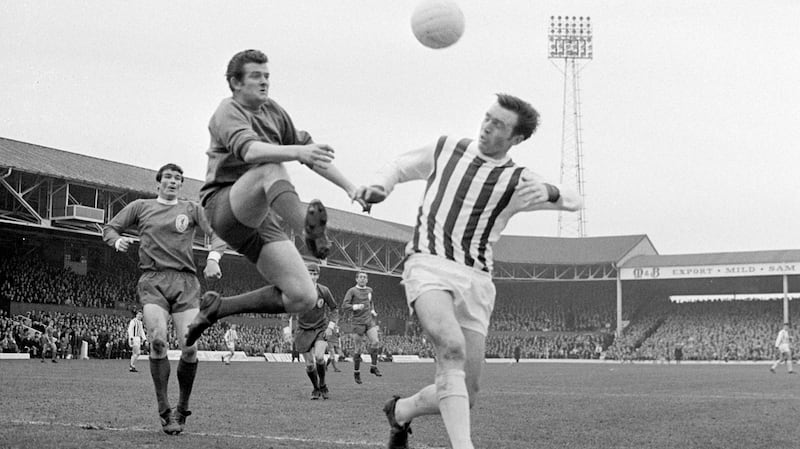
[157,197,178,205]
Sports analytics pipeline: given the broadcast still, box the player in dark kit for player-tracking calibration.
[291,263,339,400]
[342,271,382,384]
[103,163,226,435]
[185,48,364,348]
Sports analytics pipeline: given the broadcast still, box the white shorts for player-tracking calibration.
[401,253,496,336]
[130,336,142,348]
[226,343,236,352]
[778,344,791,355]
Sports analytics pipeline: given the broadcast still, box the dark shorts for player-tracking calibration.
[295,327,327,353]
[204,186,289,264]
[351,319,379,337]
[137,270,201,313]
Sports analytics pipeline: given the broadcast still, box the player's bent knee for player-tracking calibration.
[282,283,317,312]
[150,338,168,357]
[437,339,466,363]
[181,345,197,359]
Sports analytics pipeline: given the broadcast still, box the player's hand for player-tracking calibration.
[355,185,388,205]
[204,259,222,280]
[515,173,551,206]
[371,310,378,317]
[116,237,135,252]
[297,144,335,169]
[324,328,333,339]
[128,338,134,347]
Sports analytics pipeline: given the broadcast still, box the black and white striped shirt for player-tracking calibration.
[375,136,533,273]
[127,318,144,340]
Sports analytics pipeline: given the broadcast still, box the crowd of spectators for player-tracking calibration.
[607,298,797,362]
[3,251,797,361]
[491,296,615,332]
[1,254,137,309]
[0,308,131,359]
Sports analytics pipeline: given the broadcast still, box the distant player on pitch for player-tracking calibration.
[39,320,58,364]
[289,262,339,400]
[342,271,383,384]
[222,324,239,365]
[326,323,343,373]
[770,322,794,374]
[356,93,582,449]
[127,310,147,372]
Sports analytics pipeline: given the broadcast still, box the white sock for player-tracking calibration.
[436,369,473,449]
[395,384,439,424]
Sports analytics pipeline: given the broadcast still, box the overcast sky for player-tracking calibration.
[2,0,798,256]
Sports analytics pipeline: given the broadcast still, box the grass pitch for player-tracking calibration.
[1,360,798,448]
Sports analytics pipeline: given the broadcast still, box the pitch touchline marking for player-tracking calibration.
[491,390,800,401]
[6,419,447,449]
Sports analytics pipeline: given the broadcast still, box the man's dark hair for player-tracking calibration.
[156,163,183,182]
[226,49,269,92]
[495,93,540,141]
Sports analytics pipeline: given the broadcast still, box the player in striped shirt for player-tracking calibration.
[222,324,239,365]
[39,320,58,363]
[103,163,227,435]
[770,322,794,374]
[356,94,583,449]
[127,310,147,372]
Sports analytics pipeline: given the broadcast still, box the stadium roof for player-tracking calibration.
[494,234,655,264]
[0,137,171,196]
[623,250,800,268]
[6,136,800,273]
[0,137,413,240]
[1,137,662,264]
[619,250,800,280]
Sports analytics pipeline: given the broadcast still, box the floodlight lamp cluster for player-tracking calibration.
[548,15,593,60]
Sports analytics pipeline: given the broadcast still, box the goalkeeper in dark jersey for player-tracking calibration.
[289,262,339,400]
[342,270,382,384]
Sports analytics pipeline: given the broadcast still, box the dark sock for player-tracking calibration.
[218,285,287,317]
[266,180,304,235]
[176,359,198,413]
[370,348,378,366]
[306,365,319,389]
[316,362,327,388]
[354,356,361,372]
[149,357,171,414]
